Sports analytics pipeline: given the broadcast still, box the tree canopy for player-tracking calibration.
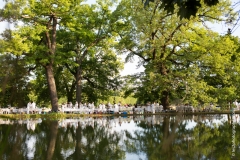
[0,0,239,110]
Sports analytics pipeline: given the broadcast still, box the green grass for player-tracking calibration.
[0,112,113,120]
[1,110,239,120]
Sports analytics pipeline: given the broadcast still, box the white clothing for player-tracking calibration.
[114,104,119,113]
[151,103,155,114]
[27,102,31,114]
[68,102,73,108]
[102,104,106,113]
[27,102,32,109]
[147,105,151,112]
[99,104,103,112]
[74,102,78,109]
[32,102,36,109]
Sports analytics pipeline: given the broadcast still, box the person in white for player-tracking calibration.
[74,101,78,109]
[32,102,36,109]
[147,102,151,113]
[83,103,87,114]
[69,102,73,108]
[114,103,119,113]
[31,101,36,113]
[99,103,103,113]
[79,102,83,108]
[151,102,155,114]
[108,103,113,112]
[159,104,163,112]
[27,102,32,114]
[108,102,113,108]
[102,103,106,113]
[91,102,95,113]
[87,102,92,114]
[91,102,95,109]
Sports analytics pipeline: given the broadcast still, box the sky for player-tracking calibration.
[0,0,240,76]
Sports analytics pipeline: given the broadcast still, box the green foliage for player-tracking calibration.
[54,1,125,104]
[0,53,31,107]
[0,0,127,108]
[118,0,239,108]
[0,0,239,109]
[104,95,137,105]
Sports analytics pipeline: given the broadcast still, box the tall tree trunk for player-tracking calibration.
[44,15,59,111]
[65,79,75,103]
[46,65,59,112]
[76,68,82,104]
[160,63,169,110]
[161,90,170,110]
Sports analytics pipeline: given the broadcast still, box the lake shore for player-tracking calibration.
[0,110,239,119]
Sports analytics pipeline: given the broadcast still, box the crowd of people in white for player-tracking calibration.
[60,101,166,114]
[1,100,240,114]
[0,101,48,114]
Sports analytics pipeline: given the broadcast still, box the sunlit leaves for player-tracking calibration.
[119,0,239,107]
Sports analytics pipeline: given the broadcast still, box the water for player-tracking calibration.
[0,114,239,160]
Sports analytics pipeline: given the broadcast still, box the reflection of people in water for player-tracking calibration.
[119,116,122,126]
[26,119,41,131]
[152,115,155,125]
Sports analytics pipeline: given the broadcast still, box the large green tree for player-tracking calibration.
[0,30,34,107]
[56,1,124,104]
[117,0,238,109]
[0,0,102,111]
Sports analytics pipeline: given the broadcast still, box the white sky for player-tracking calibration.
[0,0,239,76]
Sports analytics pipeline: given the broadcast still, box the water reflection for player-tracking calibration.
[0,114,239,160]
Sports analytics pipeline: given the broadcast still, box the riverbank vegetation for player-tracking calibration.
[1,110,239,120]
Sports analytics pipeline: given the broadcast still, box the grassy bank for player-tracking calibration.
[0,113,112,120]
[0,110,239,120]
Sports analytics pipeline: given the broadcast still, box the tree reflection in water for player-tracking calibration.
[0,114,239,160]
[125,114,240,160]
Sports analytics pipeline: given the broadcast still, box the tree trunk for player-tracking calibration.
[44,15,59,111]
[76,68,82,104]
[161,90,170,110]
[66,80,75,103]
[159,62,169,110]
[46,65,59,112]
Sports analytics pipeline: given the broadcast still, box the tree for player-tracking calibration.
[117,0,237,109]
[0,30,33,107]
[0,0,91,111]
[56,1,124,104]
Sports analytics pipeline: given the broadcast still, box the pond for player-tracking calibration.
[0,114,239,160]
